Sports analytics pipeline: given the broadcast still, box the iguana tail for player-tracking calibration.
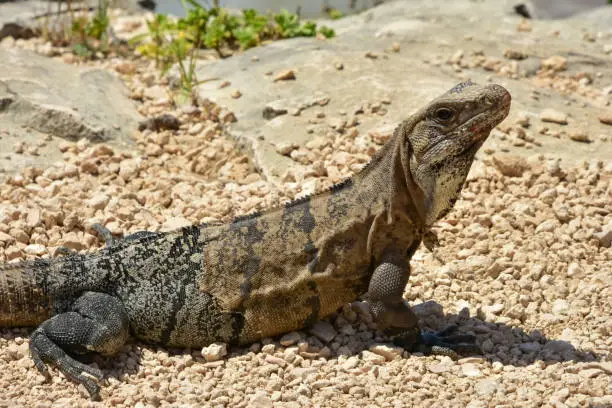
[0,259,53,327]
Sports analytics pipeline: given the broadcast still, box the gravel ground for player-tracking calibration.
[0,24,611,408]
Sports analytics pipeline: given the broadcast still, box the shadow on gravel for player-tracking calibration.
[1,298,604,387]
[204,300,603,368]
[410,300,603,367]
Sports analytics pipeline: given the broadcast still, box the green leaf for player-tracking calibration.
[318,26,335,38]
[127,32,150,45]
[71,16,87,35]
[298,21,317,37]
[85,3,110,40]
[203,16,227,48]
[182,0,207,9]
[233,26,259,49]
[328,9,344,20]
[242,8,268,34]
[180,5,210,32]
[73,43,93,58]
[274,9,301,38]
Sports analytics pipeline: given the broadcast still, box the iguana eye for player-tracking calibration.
[435,108,455,122]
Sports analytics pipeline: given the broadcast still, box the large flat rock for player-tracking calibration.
[0,47,142,174]
[0,0,148,39]
[0,1,49,40]
[184,0,612,185]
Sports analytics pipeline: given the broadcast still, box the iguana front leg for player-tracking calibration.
[368,251,478,357]
[92,223,160,247]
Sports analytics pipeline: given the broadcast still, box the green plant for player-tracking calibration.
[131,3,336,92]
[326,8,344,20]
[72,1,110,56]
[39,0,112,58]
[273,9,301,37]
[169,34,197,93]
[203,8,239,51]
[273,9,327,38]
[86,2,110,40]
[130,14,177,68]
[317,25,335,39]
[233,9,270,49]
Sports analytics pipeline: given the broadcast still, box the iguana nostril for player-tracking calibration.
[487,84,512,104]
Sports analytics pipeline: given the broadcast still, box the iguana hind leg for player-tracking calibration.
[368,252,479,358]
[29,292,130,400]
[54,224,117,256]
[92,223,160,247]
[91,223,116,247]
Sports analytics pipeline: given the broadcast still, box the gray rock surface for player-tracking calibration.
[0,0,151,41]
[182,0,612,185]
[525,0,608,19]
[0,1,50,40]
[0,47,142,174]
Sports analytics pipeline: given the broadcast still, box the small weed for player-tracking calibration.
[40,0,111,59]
[86,3,110,40]
[317,25,336,39]
[130,14,176,69]
[131,2,336,94]
[70,1,110,57]
[325,8,345,20]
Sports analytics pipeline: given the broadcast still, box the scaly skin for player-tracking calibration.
[0,81,511,399]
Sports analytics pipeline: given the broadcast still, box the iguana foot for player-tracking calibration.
[29,292,130,400]
[393,325,479,359]
[54,224,117,255]
[92,223,160,247]
[423,230,439,252]
[54,246,75,257]
[91,223,116,247]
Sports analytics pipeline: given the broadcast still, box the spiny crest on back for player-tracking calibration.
[447,79,475,94]
[231,210,263,223]
[280,176,356,208]
[229,124,407,226]
[230,176,356,224]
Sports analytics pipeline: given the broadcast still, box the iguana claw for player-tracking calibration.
[423,231,439,252]
[393,325,480,358]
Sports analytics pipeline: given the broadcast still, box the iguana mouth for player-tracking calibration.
[464,95,511,145]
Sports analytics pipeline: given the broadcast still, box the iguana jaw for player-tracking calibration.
[404,81,511,227]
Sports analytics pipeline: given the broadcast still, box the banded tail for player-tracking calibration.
[0,259,53,327]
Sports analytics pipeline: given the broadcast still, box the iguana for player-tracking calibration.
[0,81,511,399]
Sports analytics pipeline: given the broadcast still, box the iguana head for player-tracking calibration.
[402,81,511,226]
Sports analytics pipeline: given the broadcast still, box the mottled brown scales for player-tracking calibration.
[202,179,384,343]
[0,81,511,399]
